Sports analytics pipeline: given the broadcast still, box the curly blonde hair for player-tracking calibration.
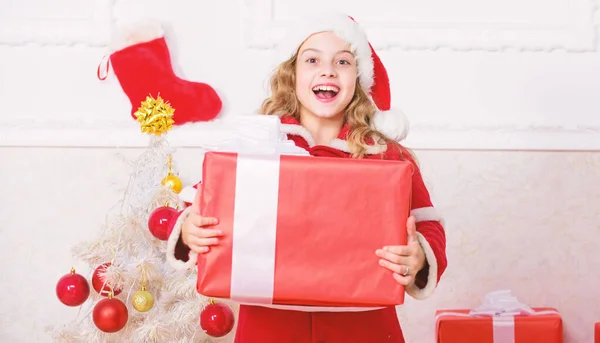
[259,53,391,159]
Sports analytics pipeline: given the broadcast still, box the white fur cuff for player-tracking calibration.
[372,108,410,142]
[411,206,446,228]
[178,186,197,204]
[165,207,198,271]
[109,21,165,53]
[406,232,438,300]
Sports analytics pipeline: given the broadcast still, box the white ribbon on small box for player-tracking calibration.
[436,290,558,343]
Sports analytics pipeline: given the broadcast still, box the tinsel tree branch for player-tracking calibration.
[47,135,232,342]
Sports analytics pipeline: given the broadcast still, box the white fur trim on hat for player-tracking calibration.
[372,108,410,142]
[276,11,374,92]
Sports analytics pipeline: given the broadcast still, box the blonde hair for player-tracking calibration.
[259,53,395,159]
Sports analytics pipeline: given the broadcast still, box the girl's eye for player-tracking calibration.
[306,58,317,63]
[338,59,351,65]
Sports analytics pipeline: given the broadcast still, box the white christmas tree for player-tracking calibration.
[47,96,236,343]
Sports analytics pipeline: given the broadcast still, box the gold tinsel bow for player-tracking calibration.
[134,95,175,136]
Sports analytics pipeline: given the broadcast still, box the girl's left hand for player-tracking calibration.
[375,216,426,286]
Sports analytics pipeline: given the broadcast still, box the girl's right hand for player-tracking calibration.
[181,211,222,254]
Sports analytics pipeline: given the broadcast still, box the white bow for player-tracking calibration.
[469,290,536,317]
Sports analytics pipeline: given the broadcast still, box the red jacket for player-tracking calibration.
[165,115,447,342]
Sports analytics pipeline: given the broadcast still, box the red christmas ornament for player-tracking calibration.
[91,263,122,297]
[200,300,235,337]
[148,205,178,240]
[93,297,128,333]
[56,267,90,307]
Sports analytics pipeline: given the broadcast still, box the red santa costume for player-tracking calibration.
[162,12,448,343]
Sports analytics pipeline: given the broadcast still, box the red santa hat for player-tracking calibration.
[275,11,409,142]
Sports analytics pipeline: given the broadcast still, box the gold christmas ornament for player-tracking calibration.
[134,95,175,136]
[132,286,154,312]
[161,155,182,193]
[132,264,154,312]
[161,175,182,193]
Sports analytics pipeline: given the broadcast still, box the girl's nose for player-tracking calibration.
[320,65,337,78]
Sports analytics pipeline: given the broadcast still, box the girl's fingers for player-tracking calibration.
[375,249,411,265]
[378,259,406,275]
[191,215,219,227]
[188,235,220,254]
[381,245,412,256]
[393,273,413,286]
[193,228,223,238]
[190,245,210,254]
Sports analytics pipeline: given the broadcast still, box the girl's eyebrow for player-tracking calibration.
[300,48,320,55]
[337,49,354,56]
[300,48,355,56]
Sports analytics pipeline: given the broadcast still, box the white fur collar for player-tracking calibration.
[280,123,387,155]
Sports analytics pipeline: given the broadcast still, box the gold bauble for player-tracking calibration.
[161,174,183,194]
[132,288,155,312]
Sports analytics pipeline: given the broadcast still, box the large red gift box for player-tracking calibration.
[595,322,599,343]
[194,151,413,307]
[435,308,563,343]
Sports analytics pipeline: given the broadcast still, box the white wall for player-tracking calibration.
[1,0,599,342]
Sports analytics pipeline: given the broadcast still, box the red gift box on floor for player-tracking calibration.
[436,308,562,343]
[195,151,413,307]
[435,291,562,343]
[595,322,600,343]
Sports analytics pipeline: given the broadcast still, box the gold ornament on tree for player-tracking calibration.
[132,264,154,312]
[134,95,175,136]
[161,155,183,194]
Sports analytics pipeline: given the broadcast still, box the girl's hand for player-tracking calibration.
[375,216,426,286]
[181,210,222,254]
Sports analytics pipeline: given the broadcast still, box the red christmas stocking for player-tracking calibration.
[99,25,222,124]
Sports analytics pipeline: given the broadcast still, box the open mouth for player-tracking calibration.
[312,85,339,101]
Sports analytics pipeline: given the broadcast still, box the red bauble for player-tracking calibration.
[91,263,122,297]
[200,302,235,337]
[148,206,178,240]
[93,297,128,333]
[56,268,90,307]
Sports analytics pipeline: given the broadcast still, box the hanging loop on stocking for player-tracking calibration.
[97,54,110,81]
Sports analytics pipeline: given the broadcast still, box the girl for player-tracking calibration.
[167,11,447,343]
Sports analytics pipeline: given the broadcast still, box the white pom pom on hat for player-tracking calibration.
[276,11,409,142]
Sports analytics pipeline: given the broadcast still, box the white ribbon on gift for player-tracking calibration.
[436,290,558,343]
[229,143,309,304]
[194,114,310,304]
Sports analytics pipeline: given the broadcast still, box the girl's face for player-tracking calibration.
[295,31,358,122]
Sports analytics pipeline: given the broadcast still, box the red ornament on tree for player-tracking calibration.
[148,205,177,240]
[91,262,122,297]
[200,300,235,337]
[56,267,90,307]
[93,296,128,333]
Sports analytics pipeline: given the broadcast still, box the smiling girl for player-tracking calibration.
[167,11,447,343]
